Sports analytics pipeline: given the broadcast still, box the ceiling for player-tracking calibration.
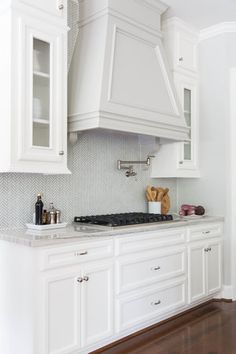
[162,0,236,30]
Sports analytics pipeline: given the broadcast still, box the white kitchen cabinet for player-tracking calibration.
[0,221,223,354]
[44,270,81,354]
[188,239,222,304]
[151,18,199,178]
[163,17,198,75]
[174,74,199,172]
[0,0,69,173]
[115,227,187,335]
[207,241,222,295]
[43,261,114,354]
[19,0,67,18]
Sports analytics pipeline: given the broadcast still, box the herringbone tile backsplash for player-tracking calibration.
[0,130,177,228]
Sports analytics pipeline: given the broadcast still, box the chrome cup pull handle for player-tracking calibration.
[151,300,161,306]
[151,266,161,271]
[79,251,88,256]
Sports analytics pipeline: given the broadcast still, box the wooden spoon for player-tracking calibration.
[151,189,157,201]
[163,188,169,197]
[146,186,153,201]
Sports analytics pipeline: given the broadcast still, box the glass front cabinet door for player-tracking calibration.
[175,74,199,174]
[16,16,69,174]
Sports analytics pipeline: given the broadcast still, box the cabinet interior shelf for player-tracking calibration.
[33,71,50,79]
[33,118,50,125]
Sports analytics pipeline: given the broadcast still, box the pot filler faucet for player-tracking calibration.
[117,156,154,177]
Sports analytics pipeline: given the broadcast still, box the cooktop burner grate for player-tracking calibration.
[74,212,173,227]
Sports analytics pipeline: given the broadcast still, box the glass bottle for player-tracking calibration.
[35,194,43,225]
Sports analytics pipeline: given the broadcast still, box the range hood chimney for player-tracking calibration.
[68,0,188,141]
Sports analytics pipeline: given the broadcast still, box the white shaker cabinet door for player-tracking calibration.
[207,241,222,295]
[81,261,114,347]
[18,17,66,163]
[11,14,69,174]
[188,243,206,303]
[43,270,82,354]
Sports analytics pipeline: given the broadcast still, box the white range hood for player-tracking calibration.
[68,0,188,140]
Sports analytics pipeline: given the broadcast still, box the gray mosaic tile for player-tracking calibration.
[0,130,177,228]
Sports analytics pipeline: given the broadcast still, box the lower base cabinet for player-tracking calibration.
[188,239,222,304]
[42,261,114,354]
[0,221,223,354]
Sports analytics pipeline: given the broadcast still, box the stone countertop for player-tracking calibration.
[0,216,224,248]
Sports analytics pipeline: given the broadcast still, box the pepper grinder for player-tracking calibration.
[48,203,56,224]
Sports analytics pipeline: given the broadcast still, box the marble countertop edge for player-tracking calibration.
[0,216,224,247]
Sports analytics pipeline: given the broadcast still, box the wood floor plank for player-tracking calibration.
[91,301,236,354]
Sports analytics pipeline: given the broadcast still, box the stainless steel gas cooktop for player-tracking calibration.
[74,212,173,228]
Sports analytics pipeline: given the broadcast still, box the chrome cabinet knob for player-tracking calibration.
[77,277,83,283]
[83,276,89,282]
[179,161,183,165]
[59,151,64,156]
[204,248,209,252]
[208,247,212,251]
[151,300,161,306]
[203,231,210,234]
[179,57,184,62]
[58,4,64,10]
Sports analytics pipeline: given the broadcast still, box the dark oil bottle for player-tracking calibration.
[35,194,43,225]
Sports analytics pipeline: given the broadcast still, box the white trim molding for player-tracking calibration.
[221,285,234,300]
[200,22,236,41]
[162,17,199,37]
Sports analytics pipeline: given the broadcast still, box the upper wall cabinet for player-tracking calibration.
[151,18,200,178]
[163,17,198,77]
[0,0,70,174]
[68,0,188,141]
[18,0,67,18]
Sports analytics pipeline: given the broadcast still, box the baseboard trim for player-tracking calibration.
[91,299,224,354]
[221,285,234,300]
[214,298,233,303]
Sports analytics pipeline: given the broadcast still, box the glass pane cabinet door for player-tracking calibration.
[16,16,69,173]
[33,38,51,148]
[183,88,192,161]
[18,16,66,165]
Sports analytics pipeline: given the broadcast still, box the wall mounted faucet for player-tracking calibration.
[117,156,154,177]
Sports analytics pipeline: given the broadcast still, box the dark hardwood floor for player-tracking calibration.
[92,301,236,354]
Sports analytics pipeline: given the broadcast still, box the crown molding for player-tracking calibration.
[162,17,199,37]
[200,22,236,41]
[135,0,168,15]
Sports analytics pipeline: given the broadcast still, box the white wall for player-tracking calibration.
[177,33,236,290]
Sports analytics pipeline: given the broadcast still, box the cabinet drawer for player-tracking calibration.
[116,280,186,332]
[116,247,186,294]
[188,223,223,242]
[40,240,113,270]
[115,228,186,256]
